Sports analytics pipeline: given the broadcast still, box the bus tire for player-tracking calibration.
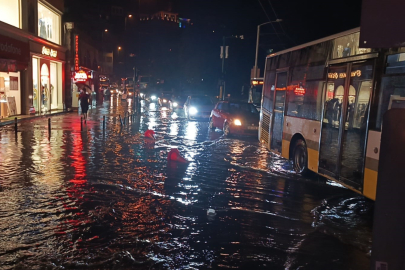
[293,139,309,176]
[209,118,216,130]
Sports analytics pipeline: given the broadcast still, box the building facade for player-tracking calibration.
[64,24,114,109]
[0,0,66,117]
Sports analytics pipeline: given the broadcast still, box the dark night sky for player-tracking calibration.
[66,0,363,95]
[172,0,362,94]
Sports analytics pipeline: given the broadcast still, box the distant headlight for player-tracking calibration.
[129,92,133,95]
[234,119,242,126]
[151,95,157,100]
[172,102,178,107]
[189,107,198,115]
[163,99,167,103]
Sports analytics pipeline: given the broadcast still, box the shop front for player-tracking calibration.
[71,68,97,108]
[30,42,65,114]
[0,33,29,118]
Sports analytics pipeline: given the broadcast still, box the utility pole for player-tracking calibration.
[220,35,244,100]
[253,19,282,78]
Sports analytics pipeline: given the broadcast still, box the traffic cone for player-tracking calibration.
[144,129,155,140]
[167,148,189,163]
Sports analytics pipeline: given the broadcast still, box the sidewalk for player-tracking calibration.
[0,109,72,127]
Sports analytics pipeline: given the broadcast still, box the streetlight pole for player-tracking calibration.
[254,19,282,78]
[221,35,244,100]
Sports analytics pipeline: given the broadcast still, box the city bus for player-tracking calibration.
[259,27,405,200]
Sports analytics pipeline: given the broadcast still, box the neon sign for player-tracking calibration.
[75,35,79,71]
[294,87,306,96]
[42,46,57,57]
[74,70,88,82]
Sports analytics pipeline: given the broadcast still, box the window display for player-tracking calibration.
[38,2,61,44]
[0,71,21,117]
[33,57,63,113]
[32,57,39,113]
[0,0,20,28]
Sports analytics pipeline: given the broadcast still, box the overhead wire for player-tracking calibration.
[267,0,296,45]
[256,0,283,48]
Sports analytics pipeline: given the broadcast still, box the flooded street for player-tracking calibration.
[0,98,373,270]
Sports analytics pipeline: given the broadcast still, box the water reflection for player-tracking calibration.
[0,99,373,269]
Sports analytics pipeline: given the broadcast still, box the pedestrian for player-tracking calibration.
[79,88,89,122]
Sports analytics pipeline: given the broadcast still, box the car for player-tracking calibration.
[170,95,187,111]
[184,95,214,120]
[209,101,260,136]
[127,89,135,99]
[158,92,173,107]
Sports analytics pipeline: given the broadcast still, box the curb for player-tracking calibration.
[0,111,74,127]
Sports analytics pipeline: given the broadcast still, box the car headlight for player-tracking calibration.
[151,95,157,100]
[173,102,178,107]
[234,119,242,126]
[163,99,167,103]
[189,107,198,115]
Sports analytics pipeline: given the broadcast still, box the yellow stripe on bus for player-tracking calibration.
[363,168,378,200]
[307,148,318,172]
[282,140,290,159]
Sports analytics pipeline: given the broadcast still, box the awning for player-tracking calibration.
[0,59,27,72]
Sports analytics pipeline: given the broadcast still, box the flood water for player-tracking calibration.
[0,98,374,269]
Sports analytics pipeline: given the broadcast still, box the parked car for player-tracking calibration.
[158,92,173,108]
[170,95,187,111]
[184,95,214,120]
[209,101,260,136]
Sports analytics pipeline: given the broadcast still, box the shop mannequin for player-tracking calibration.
[38,13,47,39]
[343,43,351,57]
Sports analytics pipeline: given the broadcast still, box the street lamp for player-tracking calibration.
[104,29,108,32]
[221,35,244,100]
[254,19,282,78]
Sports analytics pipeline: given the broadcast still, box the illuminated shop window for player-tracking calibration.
[0,0,20,28]
[38,2,61,44]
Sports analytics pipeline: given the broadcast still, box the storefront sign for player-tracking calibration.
[73,70,88,82]
[294,87,306,96]
[0,35,29,62]
[328,70,362,79]
[41,46,57,57]
[252,80,264,86]
[75,35,79,71]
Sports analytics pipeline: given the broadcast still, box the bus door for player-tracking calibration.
[270,71,288,153]
[319,60,374,190]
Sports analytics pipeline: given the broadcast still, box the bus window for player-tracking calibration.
[263,70,275,112]
[286,81,324,120]
[377,75,405,129]
[386,53,405,74]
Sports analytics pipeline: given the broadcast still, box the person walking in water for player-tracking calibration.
[79,88,89,122]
